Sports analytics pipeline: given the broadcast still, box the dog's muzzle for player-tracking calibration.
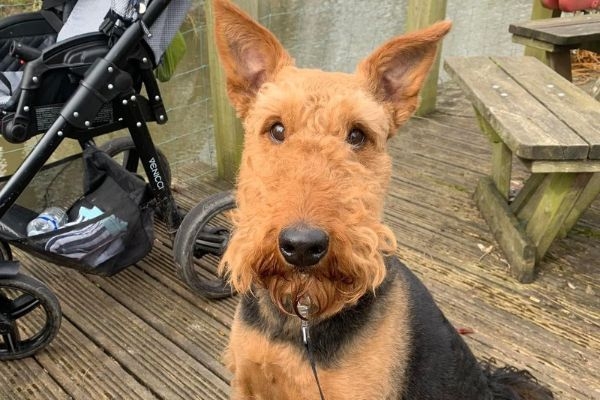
[278,224,329,268]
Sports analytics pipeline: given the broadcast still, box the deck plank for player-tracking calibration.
[0,357,68,400]
[20,253,230,400]
[86,266,232,382]
[36,318,157,400]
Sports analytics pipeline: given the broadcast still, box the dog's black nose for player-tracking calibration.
[278,224,329,268]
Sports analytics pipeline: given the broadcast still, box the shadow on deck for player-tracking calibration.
[1,85,598,400]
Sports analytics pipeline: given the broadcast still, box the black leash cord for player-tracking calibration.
[302,320,326,400]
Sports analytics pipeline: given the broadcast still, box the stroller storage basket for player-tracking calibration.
[0,146,154,276]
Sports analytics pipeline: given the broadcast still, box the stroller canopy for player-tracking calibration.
[0,0,191,105]
[59,0,191,65]
[109,0,191,65]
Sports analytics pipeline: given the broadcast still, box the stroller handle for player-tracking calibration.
[9,41,42,62]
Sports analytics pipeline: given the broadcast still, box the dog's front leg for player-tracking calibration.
[227,311,326,399]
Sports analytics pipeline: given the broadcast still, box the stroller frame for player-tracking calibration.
[0,0,184,360]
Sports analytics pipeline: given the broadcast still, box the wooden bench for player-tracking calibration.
[444,56,600,282]
[509,13,600,81]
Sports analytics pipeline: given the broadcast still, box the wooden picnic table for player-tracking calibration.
[509,13,600,80]
[444,55,600,282]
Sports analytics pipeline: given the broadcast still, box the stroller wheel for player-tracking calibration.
[173,191,236,299]
[99,136,172,188]
[0,274,61,360]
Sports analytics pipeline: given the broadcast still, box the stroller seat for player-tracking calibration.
[0,0,189,144]
[0,0,111,105]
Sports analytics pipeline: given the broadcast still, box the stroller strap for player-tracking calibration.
[40,10,64,33]
[42,0,76,24]
[99,9,128,47]
[0,73,12,96]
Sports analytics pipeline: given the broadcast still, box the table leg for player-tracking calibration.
[558,172,600,237]
[475,171,597,282]
[475,177,536,283]
[510,173,546,215]
[511,36,573,80]
[521,172,594,260]
[546,49,572,81]
[475,109,512,198]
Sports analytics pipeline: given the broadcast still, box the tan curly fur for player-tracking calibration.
[214,0,449,319]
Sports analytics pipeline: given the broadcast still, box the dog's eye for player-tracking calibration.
[346,128,366,148]
[269,122,285,143]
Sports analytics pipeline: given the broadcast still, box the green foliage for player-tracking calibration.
[155,31,187,82]
[0,1,37,17]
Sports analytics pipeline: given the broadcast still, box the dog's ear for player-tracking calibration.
[213,0,293,117]
[357,21,451,130]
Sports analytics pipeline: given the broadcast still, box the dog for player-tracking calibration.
[212,0,554,398]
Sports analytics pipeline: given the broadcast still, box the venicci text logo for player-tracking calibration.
[149,157,165,190]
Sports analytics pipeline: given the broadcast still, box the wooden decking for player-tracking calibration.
[1,85,599,400]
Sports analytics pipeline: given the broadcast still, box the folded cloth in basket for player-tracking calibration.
[44,215,128,267]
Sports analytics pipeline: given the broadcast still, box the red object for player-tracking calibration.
[456,327,475,335]
[541,0,600,11]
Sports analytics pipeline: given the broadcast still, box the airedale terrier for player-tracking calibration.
[213,1,554,399]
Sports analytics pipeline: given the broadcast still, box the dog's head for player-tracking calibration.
[214,0,451,319]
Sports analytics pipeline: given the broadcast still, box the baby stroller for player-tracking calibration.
[0,0,234,361]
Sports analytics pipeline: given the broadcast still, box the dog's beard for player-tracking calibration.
[221,221,396,319]
[258,257,375,319]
